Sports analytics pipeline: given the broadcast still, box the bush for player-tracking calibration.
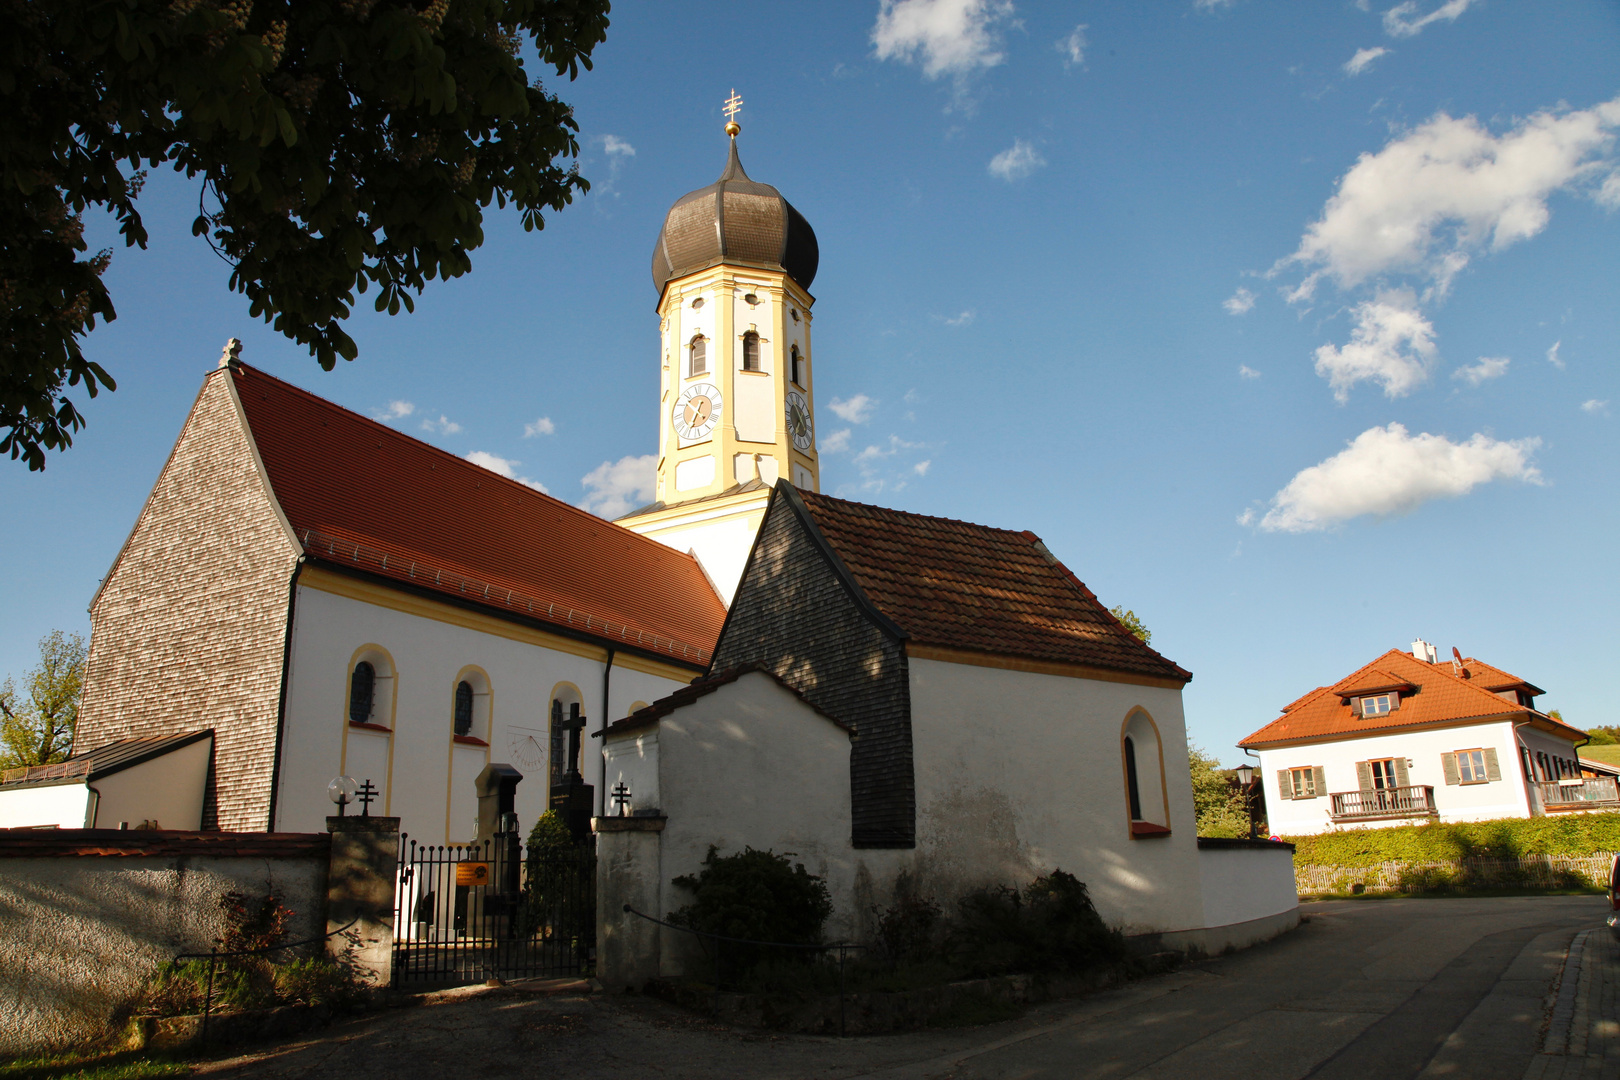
[1286,812,1620,868]
[670,847,833,975]
[873,894,942,965]
[273,959,364,1009]
[948,870,1125,978]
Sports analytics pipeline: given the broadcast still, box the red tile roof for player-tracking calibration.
[1239,648,1585,748]
[230,365,724,666]
[793,490,1190,683]
[0,829,330,859]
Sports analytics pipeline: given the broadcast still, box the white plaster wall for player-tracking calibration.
[0,851,326,1054]
[0,783,92,829]
[276,585,689,843]
[90,738,212,830]
[602,730,660,813]
[732,284,774,375]
[634,504,766,604]
[1258,719,1538,835]
[906,658,1205,938]
[1198,846,1298,930]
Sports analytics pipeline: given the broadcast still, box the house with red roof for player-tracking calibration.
[1239,641,1611,835]
[44,354,725,842]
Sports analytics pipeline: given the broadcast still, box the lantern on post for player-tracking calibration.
[327,775,359,817]
[1234,763,1257,840]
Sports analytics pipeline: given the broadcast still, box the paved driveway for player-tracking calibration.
[199,895,1610,1080]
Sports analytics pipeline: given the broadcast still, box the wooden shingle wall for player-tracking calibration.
[77,371,299,830]
[712,492,915,847]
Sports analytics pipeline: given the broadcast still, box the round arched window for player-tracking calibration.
[349,662,376,724]
[689,335,707,376]
[453,680,474,737]
[742,331,761,372]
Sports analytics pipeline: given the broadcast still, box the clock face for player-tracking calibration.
[673,382,722,442]
[785,390,813,451]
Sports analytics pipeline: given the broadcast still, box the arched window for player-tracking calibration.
[454,680,474,737]
[1121,709,1170,836]
[349,662,376,724]
[790,345,803,386]
[689,335,707,376]
[742,331,761,372]
[1123,736,1142,820]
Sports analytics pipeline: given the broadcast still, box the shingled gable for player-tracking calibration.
[1239,648,1585,749]
[228,363,725,667]
[789,486,1191,683]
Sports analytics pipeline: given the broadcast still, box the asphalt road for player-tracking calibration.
[199,895,1608,1080]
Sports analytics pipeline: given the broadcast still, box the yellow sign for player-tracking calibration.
[456,862,490,886]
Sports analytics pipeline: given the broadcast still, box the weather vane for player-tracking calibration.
[724,89,743,137]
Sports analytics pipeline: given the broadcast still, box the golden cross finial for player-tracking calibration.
[723,89,743,136]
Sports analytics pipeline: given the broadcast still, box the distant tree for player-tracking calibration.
[0,630,87,769]
[2,0,611,470]
[1187,740,1251,838]
[1109,606,1151,646]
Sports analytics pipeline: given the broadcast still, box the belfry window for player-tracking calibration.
[742,332,761,372]
[349,662,376,724]
[790,345,804,386]
[689,335,707,377]
[453,680,474,737]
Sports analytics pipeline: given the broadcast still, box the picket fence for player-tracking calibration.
[1296,852,1617,896]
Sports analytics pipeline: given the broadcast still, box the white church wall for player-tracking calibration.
[905,657,1205,939]
[633,494,770,605]
[0,783,92,830]
[276,578,691,844]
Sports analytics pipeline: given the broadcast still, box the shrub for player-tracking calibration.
[216,891,292,956]
[670,847,833,975]
[1286,812,1620,868]
[873,894,942,965]
[273,959,364,1009]
[948,870,1124,978]
[527,809,576,855]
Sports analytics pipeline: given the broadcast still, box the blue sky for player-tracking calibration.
[3,0,1616,763]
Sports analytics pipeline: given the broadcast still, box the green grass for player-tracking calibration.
[0,1049,188,1080]
[1580,745,1620,767]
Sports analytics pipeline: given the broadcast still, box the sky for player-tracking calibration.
[2,0,1617,764]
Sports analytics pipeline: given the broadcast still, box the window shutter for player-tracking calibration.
[1277,769,1293,800]
[1394,757,1410,788]
[1389,691,1401,711]
[1442,753,1461,785]
[1311,766,1327,799]
[1356,761,1374,792]
[1350,698,1363,717]
[1484,748,1501,782]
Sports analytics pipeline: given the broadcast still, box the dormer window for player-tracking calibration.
[1355,693,1398,717]
[742,331,761,372]
[689,335,707,377]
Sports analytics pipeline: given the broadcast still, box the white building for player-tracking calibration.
[1240,640,1609,835]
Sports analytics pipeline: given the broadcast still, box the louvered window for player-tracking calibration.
[454,680,474,737]
[349,662,375,724]
[742,332,761,372]
[689,335,707,376]
[790,345,804,385]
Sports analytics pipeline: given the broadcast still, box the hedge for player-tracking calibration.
[1284,812,1620,868]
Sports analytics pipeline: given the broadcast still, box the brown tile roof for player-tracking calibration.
[1239,648,1585,748]
[0,829,330,859]
[599,662,850,738]
[229,365,724,666]
[792,490,1190,683]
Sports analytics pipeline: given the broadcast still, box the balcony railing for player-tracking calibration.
[1330,785,1437,822]
[1538,777,1620,811]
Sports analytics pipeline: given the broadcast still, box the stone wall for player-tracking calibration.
[78,369,300,830]
[711,485,915,847]
[0,830,330,1055]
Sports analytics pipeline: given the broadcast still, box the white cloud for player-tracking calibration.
[1280,96,1620,295]
[944,309,976,327]
[1546,340,1565,369]
[1195,0,1235,10]
[828,394,877,424]
[464,451,548,493]
[1383,0,1474,39]
[914,460,932,476]
[1239,365,1262,380]
[421,415,462,435]
[1256,423,1541,532]
[1057,24,1087,67]
[820,428,852,454]
[1223,287,1256,314]
[1451,355,1509,386]
[988,139,1045,182]
[1599,171,1620,208]
[871,0,1015,80]
[601,135,635,158]
[1236,508,1256,526]
[1343,46,1389,75]
[373,400,415,422]
[1582,399,1611,416]
[1313,288,1436,401]
[524,416,556,438]
[578,453,656,519]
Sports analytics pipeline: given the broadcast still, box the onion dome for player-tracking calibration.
[651,137,819,297]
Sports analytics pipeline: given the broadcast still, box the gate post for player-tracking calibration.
[326,816,400,987]
[593,815,664,991]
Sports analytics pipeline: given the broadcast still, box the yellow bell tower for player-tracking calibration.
[618,95,821,603]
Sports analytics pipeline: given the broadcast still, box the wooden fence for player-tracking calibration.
[1296,852,1616,896]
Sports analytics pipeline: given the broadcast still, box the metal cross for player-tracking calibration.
[611,782,632,817]
[356,779,378,817]
[723,89,743,125]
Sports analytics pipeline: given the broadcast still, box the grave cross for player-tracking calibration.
[356,779,379,818]
[611,782,632,817]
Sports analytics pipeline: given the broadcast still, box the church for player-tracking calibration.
[13,112,1298,952]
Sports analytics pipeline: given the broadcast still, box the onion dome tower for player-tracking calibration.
[618,96,822,604]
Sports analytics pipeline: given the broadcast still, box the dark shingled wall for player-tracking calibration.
[712,490,915,848]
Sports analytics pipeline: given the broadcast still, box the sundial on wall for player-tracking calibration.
[507,726,547,773]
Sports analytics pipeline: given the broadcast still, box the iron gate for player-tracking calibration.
[392,831,596,988]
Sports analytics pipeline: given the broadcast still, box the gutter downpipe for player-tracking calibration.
[86,784,101,829]
[597,648,615,818]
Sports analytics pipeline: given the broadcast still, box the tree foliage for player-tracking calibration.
[671,847,833,973]
[1287,812,1620,866]
[1187,740,1251,838]
[0,629,87,769]
[2,0,610,469]
[1108,605,1150,646]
